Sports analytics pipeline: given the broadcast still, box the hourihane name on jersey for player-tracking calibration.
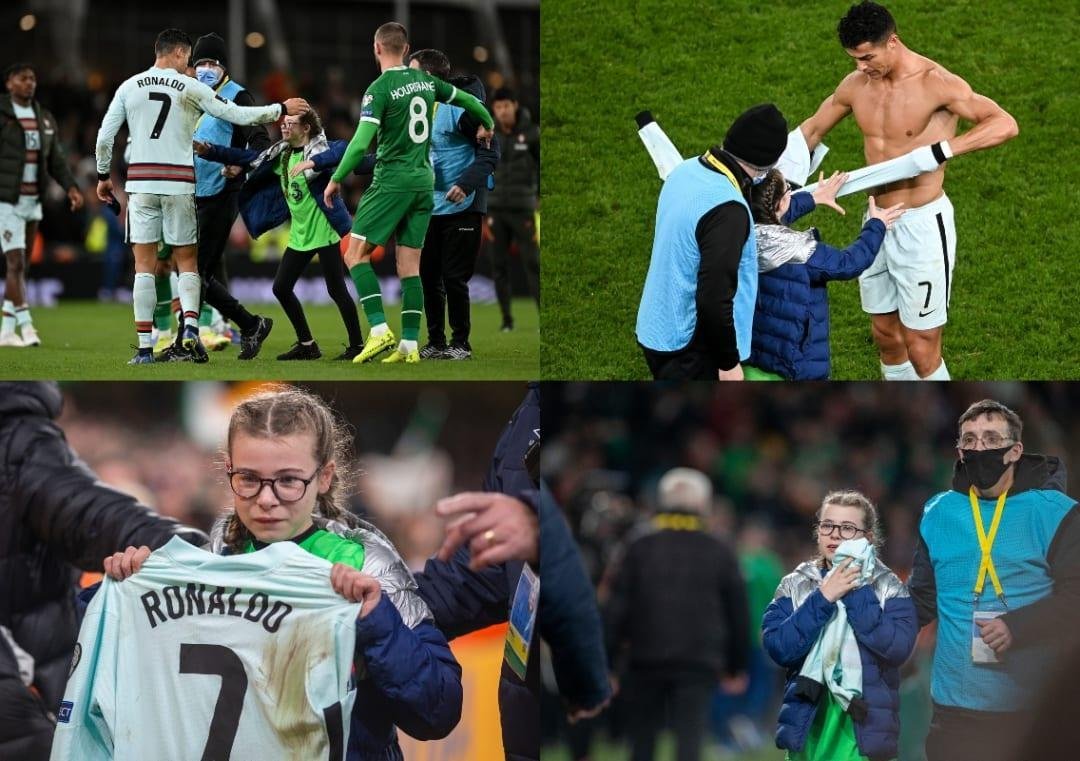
[134,75,186,92]
[140,583,293,633]
[389,80,436,100]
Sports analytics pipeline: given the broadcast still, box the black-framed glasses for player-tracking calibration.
[957,432,1014,449]
[817,522,868,540]
[227,468,320,502]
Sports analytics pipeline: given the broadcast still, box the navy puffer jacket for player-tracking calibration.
[749,192,885,379]
[762,560,917,761]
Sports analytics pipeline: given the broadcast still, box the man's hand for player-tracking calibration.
[718,364,744,381]
[103,545,151,580]
[435,491,539,570]
[290,159,315,177]
[720,672,749,695]
[445,185,467,203]
[809,170,848,215]
[977,618,1013,654]
[476,125,494,148]
[283,98,311,116]
[67,187,84,212]
[330,563,381,617]
[96,178,114,203]
[324,179,341,207]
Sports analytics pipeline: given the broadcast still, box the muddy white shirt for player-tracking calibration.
[50,537,360,761]
[95,66,282,194]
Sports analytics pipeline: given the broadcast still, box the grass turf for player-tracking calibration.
[541,738,783,761]
[541,0,1080,379]
[0,300,538,380]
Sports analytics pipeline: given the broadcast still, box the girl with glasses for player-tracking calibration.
[762,490,916,761]
[100,385,462,758]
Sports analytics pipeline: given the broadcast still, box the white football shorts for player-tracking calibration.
[126,192,197,246]
[0,196,43,253]
[859,192,956,330]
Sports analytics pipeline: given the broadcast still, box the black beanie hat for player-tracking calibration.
[192,33,227,68]
[723,103,787,167]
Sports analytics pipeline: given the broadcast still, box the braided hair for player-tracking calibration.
[749,168,788,225]
[222,385,357,552]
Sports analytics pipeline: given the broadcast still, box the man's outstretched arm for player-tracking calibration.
[939,72,1019,156]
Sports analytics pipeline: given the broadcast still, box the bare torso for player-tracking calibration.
[844,53,958,208]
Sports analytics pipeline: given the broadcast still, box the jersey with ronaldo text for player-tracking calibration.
[95,67,282,195]
[49,536,361,761]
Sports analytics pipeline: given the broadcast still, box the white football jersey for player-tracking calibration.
[95,66,282,195]
[50,536,361,761]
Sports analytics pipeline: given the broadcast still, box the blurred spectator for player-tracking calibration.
[605,468,750,761]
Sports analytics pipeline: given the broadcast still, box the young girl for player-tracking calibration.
[103,386,461,758]
[746,170,905,380]
[194,111,365,361]
[762,490,916,761]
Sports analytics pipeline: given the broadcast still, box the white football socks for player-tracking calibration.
[922,360,951,381]
[881,360,918,381]
[0,300,15,337]
[133,273,156,349]
[177,272,201,332]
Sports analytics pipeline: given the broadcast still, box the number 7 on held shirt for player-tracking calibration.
[50,536,362,761]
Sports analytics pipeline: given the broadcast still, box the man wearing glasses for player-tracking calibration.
[908,399,1080,761]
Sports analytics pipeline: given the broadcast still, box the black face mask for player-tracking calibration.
[960,446,1015,490]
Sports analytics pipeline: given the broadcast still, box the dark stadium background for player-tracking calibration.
[541,381,1080,761]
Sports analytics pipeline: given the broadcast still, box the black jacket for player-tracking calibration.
[0,382,208,761]
[606,510,750,676]
[0,94,77,204]
[909,453,1080,643]
[489,107,538,212]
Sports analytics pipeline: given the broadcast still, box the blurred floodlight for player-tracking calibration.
[19,14,36,31]
[245,32,266,48]
[473,46,489,63]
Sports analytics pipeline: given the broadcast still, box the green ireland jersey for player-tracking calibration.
[360,66,458,192]
[243,526,365,570]
[279,151,341,251]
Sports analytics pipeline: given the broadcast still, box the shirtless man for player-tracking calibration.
[799,1,1018,380]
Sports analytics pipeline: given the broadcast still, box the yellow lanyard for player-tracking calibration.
[969,487,1008,607]
[704,152,741,193]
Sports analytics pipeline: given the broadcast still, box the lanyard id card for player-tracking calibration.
[970,487,1008,664]
[504,563,539,680]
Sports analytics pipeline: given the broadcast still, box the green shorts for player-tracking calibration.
[350,185,433,250]
[157,241,173,261]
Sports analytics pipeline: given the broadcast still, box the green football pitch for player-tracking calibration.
[542,738,783,761]
[541,0,1080,379]
[0,300,539,380]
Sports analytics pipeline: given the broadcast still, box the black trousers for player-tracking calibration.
[420,211,482,345]
[196,190,257,333]
[926,702,1027,761]
[624,669,715,761]
[273,244,363,347]
[488,208,540,323]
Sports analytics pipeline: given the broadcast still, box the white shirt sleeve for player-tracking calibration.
[801,143,948,198]
[185,79,282,126]
[95,86,128,176]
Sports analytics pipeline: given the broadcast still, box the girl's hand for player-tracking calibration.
[330,564,381,617]
[819,557,861,602]
[810,170,848,215]
[290,159,315,177]
[192,140,211,156]
[868,196,906,229]
[103,545,151,580]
